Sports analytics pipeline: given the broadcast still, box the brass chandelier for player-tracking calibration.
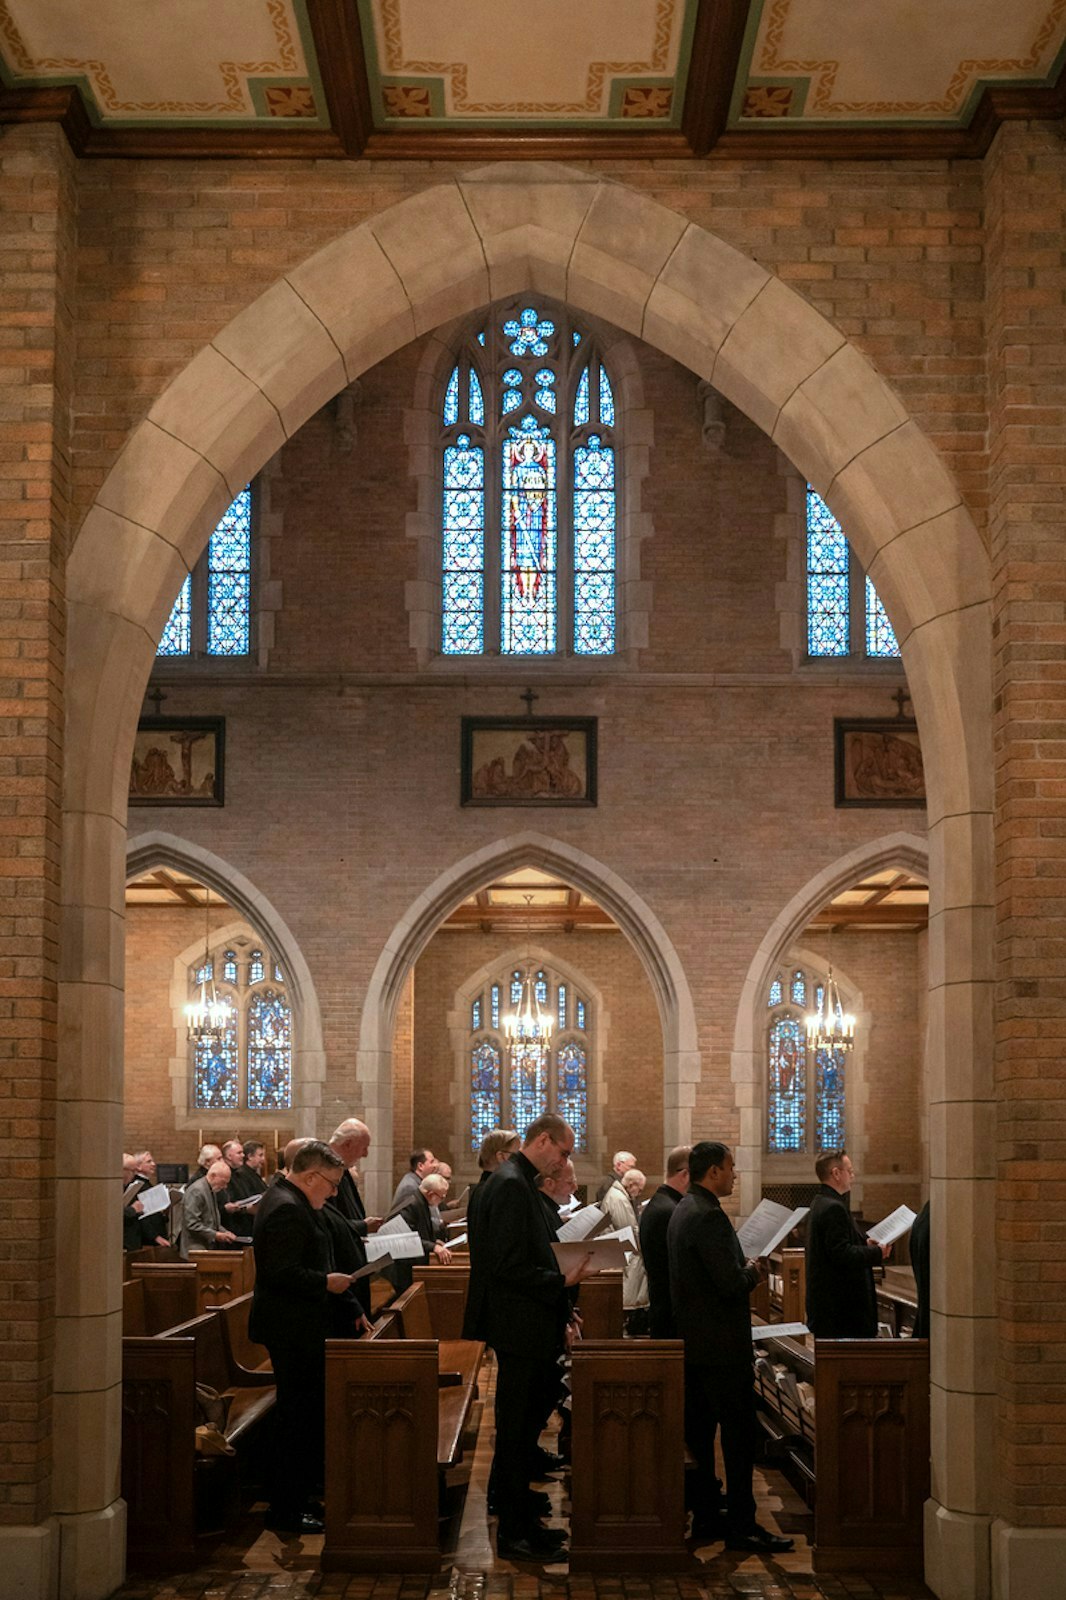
[184,885,233,1044]
[502,894,554,1067]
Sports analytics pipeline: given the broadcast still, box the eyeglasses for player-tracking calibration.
[312,1169,343,1193]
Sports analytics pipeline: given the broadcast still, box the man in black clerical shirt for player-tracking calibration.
[804,1149,890,1338]
[326,1118,384,1319]
[639,1143,690,1337]
[668,1140,793,1554]
[464,1113,593,1562]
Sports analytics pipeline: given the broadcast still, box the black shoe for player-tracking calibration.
[488,1490,551,1518]
[265,1510,325,1536]
[724,1524,794,1554]
[532,1448,566,1475]
[497,1529,567,1562]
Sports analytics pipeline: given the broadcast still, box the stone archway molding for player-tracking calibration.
[53,166,994,1600]
[126,830,327,1126]
[354,829,700,1212]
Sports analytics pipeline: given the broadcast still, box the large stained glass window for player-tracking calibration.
[806,485,900,661]
[441,303,617,658]
[158,485,254,658]
[465,965,591,1152]
[766,965,847,1156]
[189,933,292,1112]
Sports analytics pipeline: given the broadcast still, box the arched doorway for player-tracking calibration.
[56,169,992,1597]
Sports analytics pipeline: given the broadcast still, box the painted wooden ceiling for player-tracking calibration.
[2,0,1064,158]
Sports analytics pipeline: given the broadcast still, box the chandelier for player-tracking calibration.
[503,895,554,1067]
[805,960,855,1054]
[184,885,233,1043]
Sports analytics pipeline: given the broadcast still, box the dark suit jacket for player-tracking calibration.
[463,1151,567,1357]
[249,1176,330,1351]
[467,1169,493,1241]
[640,1183,683,1337]
[229,1165,267,1201]
[326,1168,372,1312]
[910,1200,930,1339]
[539,1191,563,1237]
[667,1185,759,1367]
[386,1190,439,1292]
[804,1185,882,1337]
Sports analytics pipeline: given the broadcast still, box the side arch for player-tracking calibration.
[126,830,326,1129]
[354,830,699,1210]
[730,831,928,1217]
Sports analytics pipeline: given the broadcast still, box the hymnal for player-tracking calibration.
[556,1204,611,1244]
[736,1198,809,1259]
[551,1236,627,1274]
[866,1204,917,1247]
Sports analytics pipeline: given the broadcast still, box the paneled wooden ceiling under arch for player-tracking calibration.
[2,0,1064,161]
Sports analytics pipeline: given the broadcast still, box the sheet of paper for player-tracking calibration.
[556,1204,611,1243]
[599,1225,636,1249]
[866,1204,917,1247]
[365,1227,424,1261]
[379,1213,417,1236]
[736,1198,807,1258]
[231,1192,262,1210]
[350,1256,391,1281]
[447,1232,468,1248]
[752,1321,809,1341]
[137,1183,172,1218]
[551,1237,628,1274]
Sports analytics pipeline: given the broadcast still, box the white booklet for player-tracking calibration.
[556,1204,611,1244]
[736,1198,809,1259]
[598,1225,636,1250]
[136,1183,172,1219]
[551,1236,627,1274]
[752,1321,809,1341]
[365,1226,424,1261]
[866,1204,917,1247]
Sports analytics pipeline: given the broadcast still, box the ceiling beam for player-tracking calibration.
[807,905,928,928]
[682,0,753,159]
[442,905,614,931]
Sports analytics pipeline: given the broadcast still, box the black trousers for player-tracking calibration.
[684,1361,757,1535]
[493,1351,558,1538]
[265,1337,325,1520]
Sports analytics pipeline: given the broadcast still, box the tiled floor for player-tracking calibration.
[114,1359,931,1600]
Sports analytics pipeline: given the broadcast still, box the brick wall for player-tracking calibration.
[0,125,75,1527]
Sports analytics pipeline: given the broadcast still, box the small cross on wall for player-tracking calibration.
[520,687,539,719]
[145,686,167,716]
[891,687,911,720]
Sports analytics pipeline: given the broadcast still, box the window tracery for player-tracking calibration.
[158,485,253,658]
[190,935,291,1111]
[766,964,847,1154]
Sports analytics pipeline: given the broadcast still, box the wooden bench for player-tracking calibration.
[122,1301,275,1570]
[569,1339,687,1571]
[576,1269,624,1339]
[128,1260,198,1334]
[412,1262,470,1339]
[750,1319,929,1574]
[187,1246,255,1312]
[322,1279,485,1572]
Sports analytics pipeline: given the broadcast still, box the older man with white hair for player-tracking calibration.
[595,1149,637,1202]
[180,1159,238,1255]
[388,1172,453,1290]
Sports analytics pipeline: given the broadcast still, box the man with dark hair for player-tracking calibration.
[250,1138,356,1534]
[805,1149,890,1337]
[388,1147,437,1214]
[639,1144,691,1337]
[229,1140,267,1200]
[464,1113,594,1562]
[667,1140,793,1554]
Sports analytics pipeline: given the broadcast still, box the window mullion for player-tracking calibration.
[191,549,209,657]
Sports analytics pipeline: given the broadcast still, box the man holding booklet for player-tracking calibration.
[805,1149,892,1338]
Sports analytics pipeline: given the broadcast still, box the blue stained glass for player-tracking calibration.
[815,1046,846,1150]
[807,486,850,657]
[502,389,522,415]
[196,959,213,986]
[536,388,556,413]
[572,330,582,346]
[502,419,556,654]
[511,971,522,1005]
[503,369,522,387]
[816,984,825,1013]
[470,1040,501,1150]
[535,971,548,1004]
[472,998,482,1029]
[491,984,500,1029]
[768,1016,806,1153]
[503,308,553,359]
[558,983,567,1029]
[866,575,900,657]
[769,978,782,1006]
[599,366,615,426]
[469,369,485,426]
[510,1040,547,1134]
[223,951,237,984]
[442,434,485,655]
[158,574,191,656]
[444,365,460,425]
[791,971,806,1006]
[556,1041,588,1153]
[535,369,555,389]
[274,962,284,982]
[576,999,586,1031]
[207,487,252,656]
[194,1019,239,1111]
[573,435,615,655]
[247,988,292,1111]
[574,366,590,426]
[476,331,486,346]
[249,950,264,983]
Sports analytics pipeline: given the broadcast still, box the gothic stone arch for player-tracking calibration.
[57,168,992,1599]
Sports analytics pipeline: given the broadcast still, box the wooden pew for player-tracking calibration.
[216,1291,270,1374]
[576,1270,624,1339]
[412,1262,470,1339]
[322,1280,485,1572]
[129,1261,198,1334]
[122,1304,275,1570]
[122,1278,146,1336]
[569,1340,687,1571]
[188,1246,254,1312]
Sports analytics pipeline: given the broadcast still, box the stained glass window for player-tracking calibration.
[196,958,213,986]
[768,977,782,1007]
[440,303,617,658]
[467,960,591,1151]
[247,989,292,1111]
[768,1016,806,1152]
[806,485,899,660]
[158,486,253,658]
[194,1018,239,1110]
[556,1042,588,1153]
[471,1040,502,1147]
[223,951,238,984]
[249,950,264,983]
[791,971,806,1006]
[815,1046,846,1150]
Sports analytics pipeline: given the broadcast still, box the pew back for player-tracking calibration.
[412,1263,469,1338]
[122,1278,146,1336]
[188,1247,254,1312]
[129,1261,198,1334]
[122,1337,198,1569]
[577,1270,624,1339]
[389,1280,435,1340]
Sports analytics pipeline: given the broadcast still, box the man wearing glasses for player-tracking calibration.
[250,1138,356,1535]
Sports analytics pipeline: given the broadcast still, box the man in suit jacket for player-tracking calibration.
[388,1173,453,1290]
[463,1113,594,1562]
[667,1141,793,1555]
[804,1150,890,1338]
[179,1160,239,1255]
[388,1147,437,1214]
[639,1144,690,1337]
[468,1128,519,1241]
[594,1148,636,1203]
[250,1139,355,1534]
[326,1119,384,1317]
